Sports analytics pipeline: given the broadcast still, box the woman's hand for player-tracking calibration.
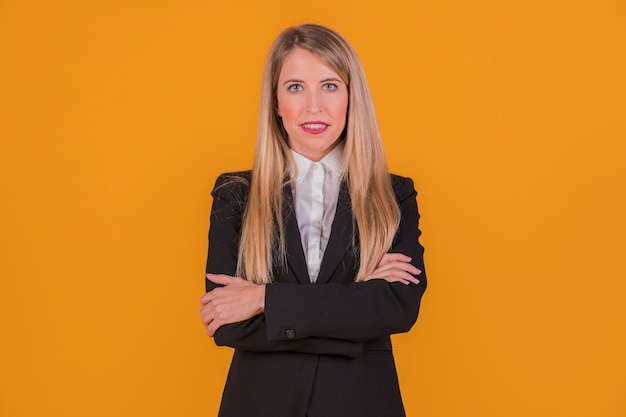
[364,253,422,285]
[200,274,265,337]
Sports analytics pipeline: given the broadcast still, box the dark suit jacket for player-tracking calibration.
[205,171,427,417]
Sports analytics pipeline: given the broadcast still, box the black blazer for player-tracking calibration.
[206,171,427,417]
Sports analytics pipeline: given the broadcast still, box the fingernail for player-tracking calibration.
[206,273,214,277]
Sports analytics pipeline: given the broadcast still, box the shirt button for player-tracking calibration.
[285,329,296,339]
[312,219,321,226]
[313,194,322,201]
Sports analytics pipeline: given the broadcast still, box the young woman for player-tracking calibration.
[200,23,427,417]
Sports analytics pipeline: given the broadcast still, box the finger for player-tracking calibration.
[200,292,212,305]
[387,272,420,285]
[387,260,421,275]
[201,312,212,327]
[386,269,420,284]
[378,253,412,266]
[207,317,223,337]
[365,268,421,285]
[206,273,235,285]
[200,305,215,326]
[397,272,420,285]
[201,314,213,327]
[371,261,421,277]
[200,286,225,305]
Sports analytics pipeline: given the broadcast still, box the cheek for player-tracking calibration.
[277,105,298,139]
[332,97,349,124]
[277,95,298,122]
[278,109,296,133]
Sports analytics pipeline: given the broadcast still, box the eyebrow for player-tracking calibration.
[321,78,344,84]
[282,78,345,85]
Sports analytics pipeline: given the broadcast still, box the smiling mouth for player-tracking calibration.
[300,122,329,134]
[302,123,327,129]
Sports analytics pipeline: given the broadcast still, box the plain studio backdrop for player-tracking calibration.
[1,1,625,416]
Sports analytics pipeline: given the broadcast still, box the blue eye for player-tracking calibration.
[287,84,302,92]
[322,83,338,90]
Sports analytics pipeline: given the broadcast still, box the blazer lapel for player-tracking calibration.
[283,182,311,284]
[316,182,354,285]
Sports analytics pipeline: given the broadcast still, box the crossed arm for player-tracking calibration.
[200,253,421,337]
[199,173,426,357]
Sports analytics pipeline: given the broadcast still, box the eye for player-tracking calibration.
[322,83,338,91]
[287,84,302,92]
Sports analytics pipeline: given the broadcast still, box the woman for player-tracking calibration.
[200,24,427,417]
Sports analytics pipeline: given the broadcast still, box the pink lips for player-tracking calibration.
[300,121,329,134]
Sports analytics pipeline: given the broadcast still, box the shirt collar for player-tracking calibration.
[290,142,345,182]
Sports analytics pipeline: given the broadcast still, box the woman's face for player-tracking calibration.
[276,48,348,162]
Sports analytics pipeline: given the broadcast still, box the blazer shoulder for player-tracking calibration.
[390,173,417,202]
[211,170,252,201]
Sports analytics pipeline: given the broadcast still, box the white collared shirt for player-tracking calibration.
[290,143,344,283]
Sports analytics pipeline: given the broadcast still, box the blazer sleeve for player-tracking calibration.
[206,173,364,358]
[263,175,427,342]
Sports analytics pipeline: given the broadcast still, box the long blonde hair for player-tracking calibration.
[236,24,400,284]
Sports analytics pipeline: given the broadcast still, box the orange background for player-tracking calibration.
[1,1,625,416]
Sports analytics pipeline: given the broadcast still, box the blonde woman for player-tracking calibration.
[200,24,427,417]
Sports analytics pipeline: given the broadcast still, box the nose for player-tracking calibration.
[306,91,321,113]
